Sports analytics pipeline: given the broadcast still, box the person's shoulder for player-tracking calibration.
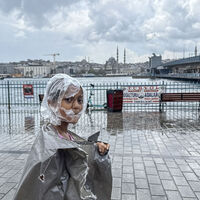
[31,123,56,149]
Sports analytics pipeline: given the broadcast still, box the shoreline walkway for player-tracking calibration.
[1,109,200,199]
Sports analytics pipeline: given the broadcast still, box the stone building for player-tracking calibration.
[104,57,118,74]
[149,53,162,75]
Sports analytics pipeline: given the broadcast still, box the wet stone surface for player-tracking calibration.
[1,109,200,199]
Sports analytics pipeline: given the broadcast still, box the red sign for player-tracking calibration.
[23,84,34,98]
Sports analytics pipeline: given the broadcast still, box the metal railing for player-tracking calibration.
[0,80,47,107]
[1,80,200,111]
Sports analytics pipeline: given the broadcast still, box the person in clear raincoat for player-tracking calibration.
[13,74,112,200]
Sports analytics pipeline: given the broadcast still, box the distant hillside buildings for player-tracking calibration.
[0,58,148,77]
[0,63,18,76]
[2,47,200,78]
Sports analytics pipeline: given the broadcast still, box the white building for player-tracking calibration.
[23,63,55,77]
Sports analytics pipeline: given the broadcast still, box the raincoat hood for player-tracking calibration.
[41,74,87,126]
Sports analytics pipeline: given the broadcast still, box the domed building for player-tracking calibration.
[104,57,118,74]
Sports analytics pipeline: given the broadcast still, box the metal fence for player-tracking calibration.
[1,80,200,111]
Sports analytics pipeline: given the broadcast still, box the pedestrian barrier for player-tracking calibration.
[1,80,200,111]
[39,94,44,105]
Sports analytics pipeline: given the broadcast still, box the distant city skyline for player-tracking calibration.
[0,0,200,63]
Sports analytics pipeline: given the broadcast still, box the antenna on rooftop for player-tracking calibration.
[195,45,197,57]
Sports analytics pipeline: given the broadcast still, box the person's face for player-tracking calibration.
[59,88,83,123]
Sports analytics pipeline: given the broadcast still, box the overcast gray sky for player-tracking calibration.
[0,0,200,63]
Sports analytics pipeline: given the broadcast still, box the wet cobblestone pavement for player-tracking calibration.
[1,109,200,199]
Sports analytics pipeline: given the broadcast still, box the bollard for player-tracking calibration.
[7,81,11,111]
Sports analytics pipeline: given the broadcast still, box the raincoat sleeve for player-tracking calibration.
[66,131,113,200]
[84,144,112,200]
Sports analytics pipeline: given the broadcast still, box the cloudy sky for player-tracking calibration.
[0,0,200,63]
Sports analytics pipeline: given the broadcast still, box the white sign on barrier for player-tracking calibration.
[123,85,163,103]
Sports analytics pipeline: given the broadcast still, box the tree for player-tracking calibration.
[30,70,33,77]
[26,71,29,77]
[88,67,96,74]
[97,68,106,76]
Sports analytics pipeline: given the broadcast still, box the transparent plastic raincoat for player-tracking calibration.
[13,74,112,200]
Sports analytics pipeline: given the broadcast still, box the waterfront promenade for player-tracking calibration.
[1,109,200,199]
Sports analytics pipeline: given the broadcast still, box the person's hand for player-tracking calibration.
[96,142,110,155]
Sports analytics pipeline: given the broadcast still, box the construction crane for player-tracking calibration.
[44,53,60,63]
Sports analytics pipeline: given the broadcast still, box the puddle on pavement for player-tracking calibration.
[0,109,200,137]
[0,109,41,135]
